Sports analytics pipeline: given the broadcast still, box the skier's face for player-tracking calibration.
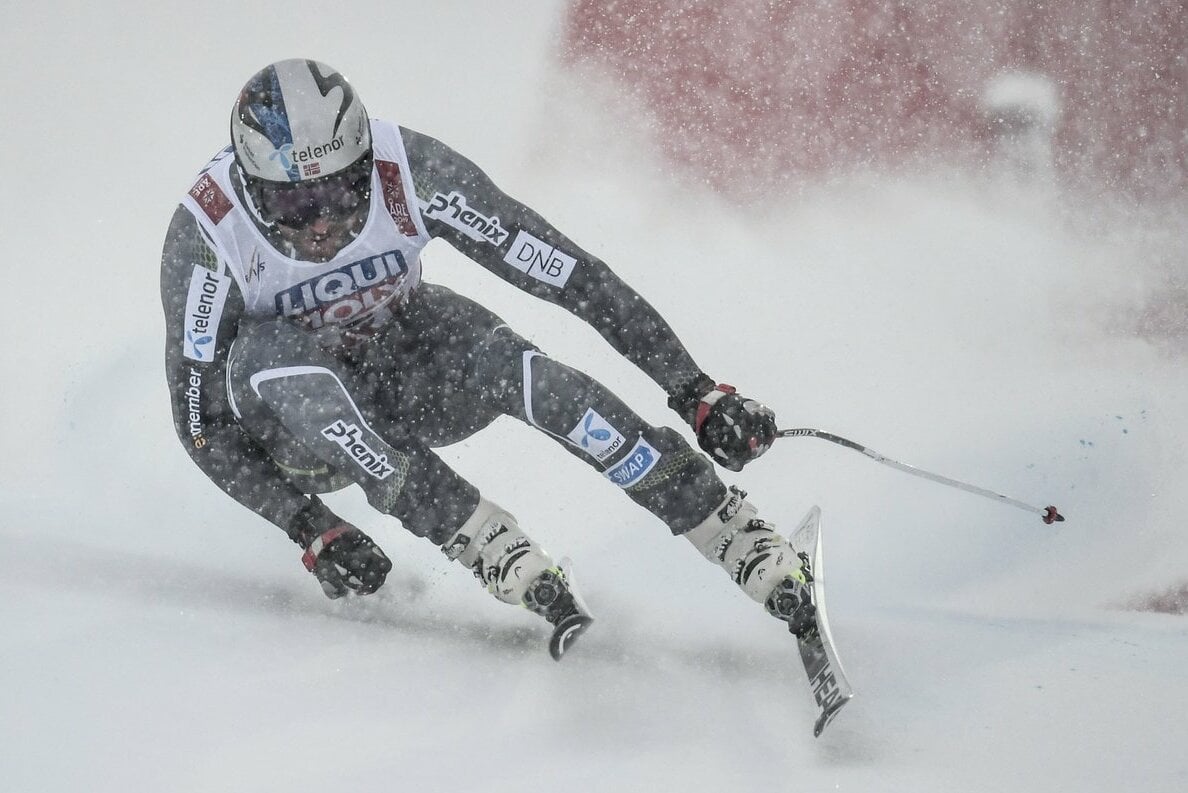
[251,156,373,262]
[272,201,369,262]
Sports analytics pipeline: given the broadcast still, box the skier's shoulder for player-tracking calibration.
[162,203,215,272]
[179,145,238,229]
[390,123,480,175]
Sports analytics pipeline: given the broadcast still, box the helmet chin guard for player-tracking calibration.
[231,59,371,184]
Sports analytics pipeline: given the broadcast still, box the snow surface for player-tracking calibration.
[2,3,1186,792]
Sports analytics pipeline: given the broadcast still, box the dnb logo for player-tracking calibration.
[276,250,409,330]
[503,229,577,287]
[604,437,662,488]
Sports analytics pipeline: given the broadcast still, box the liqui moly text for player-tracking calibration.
[275,250,409,330]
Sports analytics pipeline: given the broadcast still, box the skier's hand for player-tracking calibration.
[691,384,777,472]
[301,524,392,599]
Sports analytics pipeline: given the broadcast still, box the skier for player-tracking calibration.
[161,59,814,659]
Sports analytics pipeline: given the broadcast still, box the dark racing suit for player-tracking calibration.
[161,123,727,550]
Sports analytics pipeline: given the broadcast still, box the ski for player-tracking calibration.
[546,558,594,661]
[788,506,853,737]
[549,613,593,660]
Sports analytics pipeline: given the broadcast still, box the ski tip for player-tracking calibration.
[1042,505,1065,524]
[792,505,823,543]
[549,614,593,661]
[812,695,852,738]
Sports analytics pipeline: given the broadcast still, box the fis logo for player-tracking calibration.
[183,266,230,361]
[424,191,509,247]
[246,249,266,283]
[604,437,662,488]
[502,229,577,288]
[276,250,408,330]
[320,420,396,480]
[566,408,627,462]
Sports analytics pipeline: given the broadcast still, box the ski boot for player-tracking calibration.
[685,486,816,634]
[523,563,594,661]
[444,499,593,660]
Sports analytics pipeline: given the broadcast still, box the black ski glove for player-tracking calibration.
[669,375,777,472]
[288,498,392,599]
[300,524,392,599]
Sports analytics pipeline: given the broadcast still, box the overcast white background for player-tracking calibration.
[1,2,1185,791]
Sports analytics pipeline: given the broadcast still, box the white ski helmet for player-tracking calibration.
[231,59,371,184]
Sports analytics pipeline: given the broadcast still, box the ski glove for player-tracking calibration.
[669,376,777,472]
[301,524,393,599]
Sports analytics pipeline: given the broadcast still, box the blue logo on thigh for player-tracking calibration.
[605,437,661,488]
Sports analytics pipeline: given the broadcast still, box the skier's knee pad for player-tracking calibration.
[683,487,805,602]
[442,498,554,605]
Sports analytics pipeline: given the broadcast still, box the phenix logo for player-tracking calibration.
[424,191,509,247]
[320,419,396,480]
[276,250,409,330]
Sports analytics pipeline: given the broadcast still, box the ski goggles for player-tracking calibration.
[250,155,373,229]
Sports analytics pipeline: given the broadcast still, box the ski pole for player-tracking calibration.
[775,428,1064,524]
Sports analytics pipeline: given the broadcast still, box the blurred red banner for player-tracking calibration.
[562,0,1187,202]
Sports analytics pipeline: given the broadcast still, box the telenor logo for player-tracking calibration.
[183,266,231,361]
[604,437,662,488]
[567,408,627,462]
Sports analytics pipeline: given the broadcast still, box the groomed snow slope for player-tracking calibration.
[1,3,1185,792]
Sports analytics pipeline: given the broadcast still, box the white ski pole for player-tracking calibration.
[776,428,1064,524]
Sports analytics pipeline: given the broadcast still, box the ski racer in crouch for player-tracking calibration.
[161,59,815,659]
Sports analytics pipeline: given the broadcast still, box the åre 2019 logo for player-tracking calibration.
[275,250,408,330]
